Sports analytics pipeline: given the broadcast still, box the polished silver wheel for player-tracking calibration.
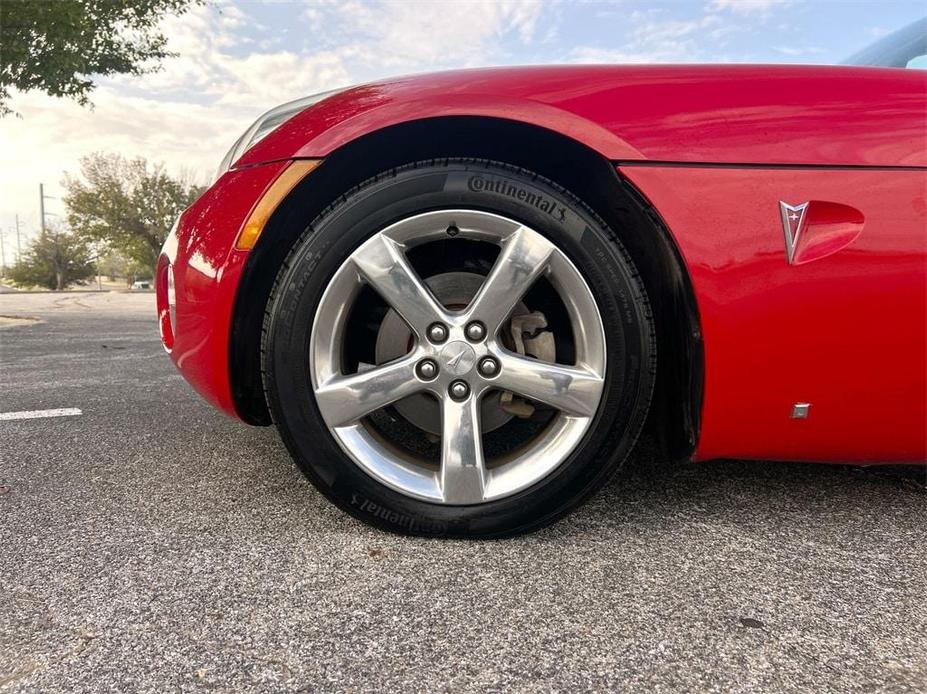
[310,209,606,504]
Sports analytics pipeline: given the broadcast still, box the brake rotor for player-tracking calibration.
[374,272,531,435]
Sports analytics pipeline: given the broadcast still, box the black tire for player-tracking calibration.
[262,158,655,537]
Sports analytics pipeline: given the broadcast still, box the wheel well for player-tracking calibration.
[230,116,702,458]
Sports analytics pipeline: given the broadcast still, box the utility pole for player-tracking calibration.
[0,228,6,277]
[39,185,57,241]
[39,183,47,233]
[14,214,21,262]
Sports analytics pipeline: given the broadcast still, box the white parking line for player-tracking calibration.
[0,408,83,421]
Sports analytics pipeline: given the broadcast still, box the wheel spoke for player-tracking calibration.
[494,353,604,418]
[439,396,486,504]
[314,355,422,427]
[466,226,555,332]
[351,234,446,336]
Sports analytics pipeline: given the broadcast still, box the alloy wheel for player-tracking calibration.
[309,209,606,504]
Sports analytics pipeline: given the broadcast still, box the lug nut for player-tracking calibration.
[478,357,499,377]
[448,380,470,401]
[465,321,486,342]
[427,323,448,344]
[416,359,438,380]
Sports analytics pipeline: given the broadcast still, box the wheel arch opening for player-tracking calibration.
[230,115,702,459]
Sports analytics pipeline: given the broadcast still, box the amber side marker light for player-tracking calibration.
[235,159,322,250]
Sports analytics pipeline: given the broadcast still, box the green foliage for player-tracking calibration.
[64,153,204,271]
[95,249,152,283]
[125,258,154,283]
[0,0,200,114]
[9,228,95,290]
[97,249,128,281]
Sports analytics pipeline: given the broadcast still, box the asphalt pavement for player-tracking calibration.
[1,292,924,693]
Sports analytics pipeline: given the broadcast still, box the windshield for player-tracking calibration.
[843,17,927,68]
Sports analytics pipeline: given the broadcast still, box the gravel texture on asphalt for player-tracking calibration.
[0,292,924,693]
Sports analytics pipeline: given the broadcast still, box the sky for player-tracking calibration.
[1,0,924,254]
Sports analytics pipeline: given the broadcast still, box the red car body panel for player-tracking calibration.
[238,65,927,168]
[161,64,927,463]
[621,165,926,462]
[160,161,288,415]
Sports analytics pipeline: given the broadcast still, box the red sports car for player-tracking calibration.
[159,22,926,537]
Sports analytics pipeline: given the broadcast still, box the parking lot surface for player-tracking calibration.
[1,292,924,693]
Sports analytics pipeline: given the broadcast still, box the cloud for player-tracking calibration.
[300,0,547,71]
[570,11,733,64]
[570,44,703,64]
[108,2,353,105]
[774,45,825,57]
[706,0,792,15]
[0,87,245,233]
[867,26,892,38]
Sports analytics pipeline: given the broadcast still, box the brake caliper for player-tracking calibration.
[500,311,556,418]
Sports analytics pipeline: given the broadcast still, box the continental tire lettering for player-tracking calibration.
[350,492,448,534]
[468,176,567,222]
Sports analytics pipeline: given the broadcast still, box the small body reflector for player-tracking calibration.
[156,257,175,351]
[235,159,321,250]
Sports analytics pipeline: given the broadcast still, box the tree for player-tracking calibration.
[125,257,155,284]
[9,227,95,290]
[97,249,128,281]
[0,0,200,115]
[64,153,204,272]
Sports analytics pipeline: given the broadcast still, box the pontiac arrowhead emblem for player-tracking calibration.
[779,201,809,265]
[440,341,476,375]
[447,349,465,369]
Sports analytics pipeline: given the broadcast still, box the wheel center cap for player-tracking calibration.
[440,341,476,376]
